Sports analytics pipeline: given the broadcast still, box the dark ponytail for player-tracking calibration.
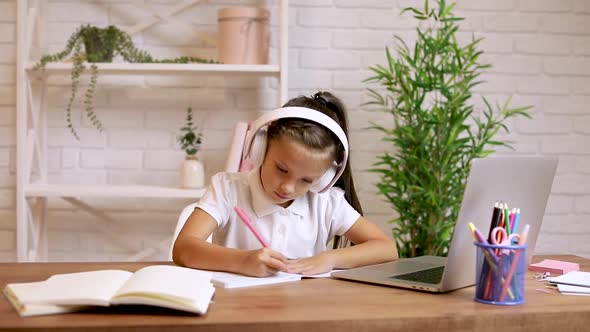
[282,92,362,248]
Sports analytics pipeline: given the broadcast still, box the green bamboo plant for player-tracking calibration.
[34,25,217,140]
[365,0,531,258]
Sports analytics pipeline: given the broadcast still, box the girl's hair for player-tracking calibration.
[266,91,363,218]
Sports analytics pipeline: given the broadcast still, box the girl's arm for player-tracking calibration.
[172,208,289,277]
[287,216,398,275]
[331,216,398,267]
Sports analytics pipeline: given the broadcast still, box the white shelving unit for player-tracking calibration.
[15,0,289,262]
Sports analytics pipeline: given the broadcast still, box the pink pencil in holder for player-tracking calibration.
[499,224,530,302]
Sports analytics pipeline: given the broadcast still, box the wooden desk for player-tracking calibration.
[1,255,589,332]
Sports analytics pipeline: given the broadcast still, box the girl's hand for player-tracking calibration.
[241,248,289,277]
[286,252,336,275]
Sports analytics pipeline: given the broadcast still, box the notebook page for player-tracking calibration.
[3,282,87,316]
[305,269,344,278]
[547,271,590,287]
[113,265,213,302]
[557,284,590,295]
[211,271,301,288]
[21,270,132,306]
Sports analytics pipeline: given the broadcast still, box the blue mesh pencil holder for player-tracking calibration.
[474,241,527,305]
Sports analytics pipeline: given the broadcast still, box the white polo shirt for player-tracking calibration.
[195,167,360,259]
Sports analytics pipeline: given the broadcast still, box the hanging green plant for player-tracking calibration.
[365,0,532,258]
[34,24,218,140]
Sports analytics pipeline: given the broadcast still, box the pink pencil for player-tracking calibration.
[499,224,530,301]
[234,206,269,248]
[509,208,516,233]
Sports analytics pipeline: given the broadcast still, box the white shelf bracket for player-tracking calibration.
[25,79,45,181]
[25,199,39,256]
[29,197,48,261]
[25,129,35,184]
[279,0,288,104]
[25,7,36,62]
[26,79,38,131]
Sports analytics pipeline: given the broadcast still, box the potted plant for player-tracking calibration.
[34,24,217,140]
[365,0,531,258]
[177,107,204,189]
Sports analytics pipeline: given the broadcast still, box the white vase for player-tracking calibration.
[181,156,205,189]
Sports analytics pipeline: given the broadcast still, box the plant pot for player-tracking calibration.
[81,26,115,62]
[181,156,205,189]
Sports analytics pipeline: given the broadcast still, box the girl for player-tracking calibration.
[173,92,397,276]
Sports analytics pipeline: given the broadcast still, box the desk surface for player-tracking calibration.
[1,255,589,332]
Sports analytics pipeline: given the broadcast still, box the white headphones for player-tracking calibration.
[242,106,349,194]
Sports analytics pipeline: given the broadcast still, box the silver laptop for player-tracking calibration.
[332,156,558,292]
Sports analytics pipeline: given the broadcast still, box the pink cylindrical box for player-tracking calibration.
[217,7,270,64]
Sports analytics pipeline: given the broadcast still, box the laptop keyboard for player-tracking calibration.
[390,266,445,284]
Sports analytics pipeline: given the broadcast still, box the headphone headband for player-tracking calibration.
[242,106,349,193]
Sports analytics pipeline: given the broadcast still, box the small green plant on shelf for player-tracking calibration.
[34,24,217,140]
[177,107,203,158]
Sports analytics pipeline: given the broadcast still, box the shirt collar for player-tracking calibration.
[247,167,309,218]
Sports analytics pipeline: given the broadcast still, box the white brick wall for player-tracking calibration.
[0,0,589,261]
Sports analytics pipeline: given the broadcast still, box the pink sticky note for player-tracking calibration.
[528,259,580,275]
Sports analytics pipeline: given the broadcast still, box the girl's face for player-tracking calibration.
[260,136,334,207]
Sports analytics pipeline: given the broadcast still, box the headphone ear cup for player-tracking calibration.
[247,129,268,166]
[310,162,338,193]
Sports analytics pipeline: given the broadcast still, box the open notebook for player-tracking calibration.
[3,265,215,317]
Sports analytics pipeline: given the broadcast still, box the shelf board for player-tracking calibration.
[26,62,281,76]
[25,183,205,199]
